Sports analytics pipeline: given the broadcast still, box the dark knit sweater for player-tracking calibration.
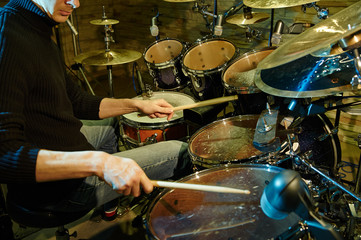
[0,0,104,208]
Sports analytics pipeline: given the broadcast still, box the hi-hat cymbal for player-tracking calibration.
[257,1,361,70]
[226,12,269,25]
[243,0,319,9]
[74,49,142,66]
[89,19,119,25]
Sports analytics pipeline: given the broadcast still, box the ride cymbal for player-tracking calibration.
[243,0,319,9]
[257,1,361,70]
[89,19,119,25]
[226,12,269,25]
[74,49,142,66]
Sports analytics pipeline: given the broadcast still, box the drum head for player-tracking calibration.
[188,115,265,166]
[122,92,195,125]
[146,164,300,240]
[183,39,236,71]
[144,39,184,65]
[222,48,275,94]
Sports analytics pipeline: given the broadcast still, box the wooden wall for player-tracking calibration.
[1,0,361,147]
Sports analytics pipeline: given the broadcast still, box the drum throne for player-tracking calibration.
[5,190,91,240]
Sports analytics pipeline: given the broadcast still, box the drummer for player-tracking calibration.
[0,0,192,221]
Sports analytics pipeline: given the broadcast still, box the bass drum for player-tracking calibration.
[188,114,340,175]
[145,164,300,240]
[287,114,341,177]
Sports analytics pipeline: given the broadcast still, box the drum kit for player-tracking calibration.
[74,0,361,239]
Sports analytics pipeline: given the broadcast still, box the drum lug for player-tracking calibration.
[144,133,158,145]
[317,127,339,141]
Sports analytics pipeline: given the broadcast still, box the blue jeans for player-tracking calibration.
[48,118,191,212]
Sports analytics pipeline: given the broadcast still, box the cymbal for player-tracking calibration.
[226,12,269,25]
[243,0,319,9]
[257,1,361,70]
[74,49,142,66]
[254,51,360,98]
[89,19,119,25]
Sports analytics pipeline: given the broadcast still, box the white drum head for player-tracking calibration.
[123,92,195,124]
[144,39,183,64]
[183,40,236,71]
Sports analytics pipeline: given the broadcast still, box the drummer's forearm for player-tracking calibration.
[36,149,103,182]
[99,98,141,118]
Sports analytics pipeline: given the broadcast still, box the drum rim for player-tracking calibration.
[221,47,277,94]
[145,163,284,239]
[143,37,186,68]
[181,37,237,75]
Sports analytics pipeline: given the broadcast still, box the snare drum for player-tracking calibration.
[222,47,276,114]
[144,38,189,91]
[188,114,340,172]
[120,92,195,148]
[146,164,300,240]
[182,38,237,100]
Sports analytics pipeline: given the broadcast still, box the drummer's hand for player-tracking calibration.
[138,98,174,121]
[98,154,153,197]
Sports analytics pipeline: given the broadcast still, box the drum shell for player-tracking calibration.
[145,164,301,240]
[120,91,195,148]
[182,38,237,100]
[222,47,277,115]
[144,38,190,90]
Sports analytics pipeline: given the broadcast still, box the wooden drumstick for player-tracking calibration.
[172,95,238,112]
[137,95,238,117]
[150,180,250,194]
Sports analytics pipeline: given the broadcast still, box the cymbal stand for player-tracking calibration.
[242,7,263,42]
[102,6,116,97]
[67,13,95,95]
[192,0,219,36]
[301,3,329,20]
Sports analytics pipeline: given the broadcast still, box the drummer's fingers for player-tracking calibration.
[166,111,174,121]
[154,112,171,119]
[140,174,153,194]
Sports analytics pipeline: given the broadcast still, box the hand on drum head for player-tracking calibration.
[136,98,174,121]
[99,155,153,197]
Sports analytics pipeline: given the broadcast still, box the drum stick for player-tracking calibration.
[150,180,250,194]
[172,95,238,112]
[137,95,238,117]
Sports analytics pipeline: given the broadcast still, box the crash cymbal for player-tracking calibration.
[226,12,269,25]
[257,1,361,70]
[254,51,360,98]
[74,49,142,66]
[163,0,195,2]
[243,0,319,9]
[311,31,361,57]
[89,19,119,25]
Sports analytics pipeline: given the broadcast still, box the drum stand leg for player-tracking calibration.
[78,66,95,96]
[107,65,114,98]
[354,134,361,194]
